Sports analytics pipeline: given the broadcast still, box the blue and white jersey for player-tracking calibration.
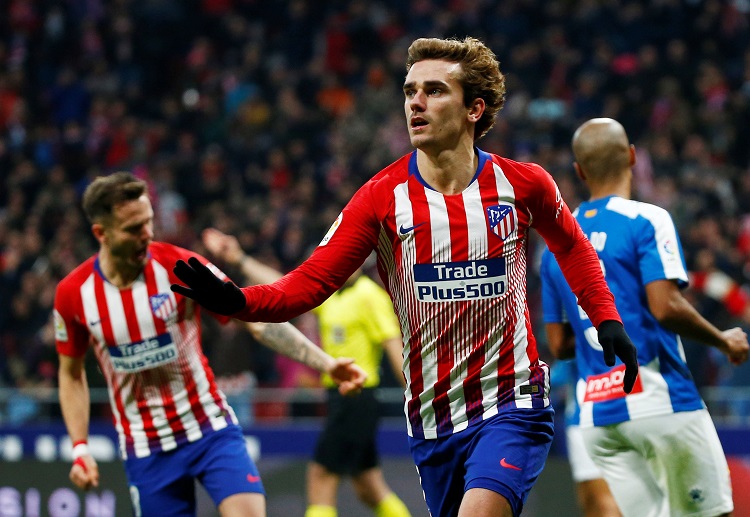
[540,195,704,428]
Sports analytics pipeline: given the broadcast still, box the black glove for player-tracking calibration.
[597,319,639,393]
[171,257,246,315]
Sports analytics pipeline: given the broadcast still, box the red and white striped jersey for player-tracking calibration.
[54,242,237,459]
[236,149,620,439]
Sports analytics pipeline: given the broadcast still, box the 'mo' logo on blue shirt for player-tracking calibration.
[486,204,516,241]
[413,259,507,302]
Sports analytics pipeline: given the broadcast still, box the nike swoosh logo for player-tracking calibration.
[89,319,101,327]
[500,458,521,471]
[247,474,261,483]
[399,222,425,235]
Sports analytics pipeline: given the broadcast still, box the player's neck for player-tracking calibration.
[98,250,141,288]
[416,144,477,195]
[588,176,631,201]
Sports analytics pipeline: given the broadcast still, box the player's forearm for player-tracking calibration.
[58,369,91,443]
[248,321,334,373]
[654,295,726,349]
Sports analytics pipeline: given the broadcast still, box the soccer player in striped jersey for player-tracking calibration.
[540,118,749,517]
[54,172,366,517]
[172,38,638,517]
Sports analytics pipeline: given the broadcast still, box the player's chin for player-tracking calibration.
[409,134,428,149]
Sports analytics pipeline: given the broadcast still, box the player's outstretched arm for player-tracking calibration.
[246,321,367,395]
[172,257,246,315]
[202,227,368,393]
[597,320,639,393]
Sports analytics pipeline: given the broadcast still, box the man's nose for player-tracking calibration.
[409,89,426,110]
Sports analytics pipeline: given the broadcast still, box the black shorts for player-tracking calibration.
[313,388,381,476]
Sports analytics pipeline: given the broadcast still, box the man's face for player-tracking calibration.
[101,195,154,270]
[403,59,470,152]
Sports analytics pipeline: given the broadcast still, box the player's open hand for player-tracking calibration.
[597,320,639,393]
[70,455,99,491]
[171,257,246,315]
[327,358,368,396]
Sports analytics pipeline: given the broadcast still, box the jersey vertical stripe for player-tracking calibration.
[80,274,133,456]
[482,163,519,410]
[136,265,179,452]
[140,264,184,449]
[397,178,428,436]
[460,181,489,425]
[425,188,456,435]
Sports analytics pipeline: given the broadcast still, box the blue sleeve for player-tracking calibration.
[636,207,689,288]
[540,250,566,324]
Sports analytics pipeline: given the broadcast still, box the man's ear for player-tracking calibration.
[629,144,636,167]
[468,98,485,123]
[574,162,586,182]
[91,223,106,245]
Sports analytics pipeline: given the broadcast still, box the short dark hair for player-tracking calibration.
[82,172,148,224]
[406,37,506,140]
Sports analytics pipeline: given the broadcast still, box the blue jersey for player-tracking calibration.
[540,195,704,427]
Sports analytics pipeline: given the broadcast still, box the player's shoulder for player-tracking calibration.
[348,153,412,217]
[57,255,96,293]
[605,197,673,225]
[485,152,554,200]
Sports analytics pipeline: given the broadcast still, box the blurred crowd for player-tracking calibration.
[1,0,750,423]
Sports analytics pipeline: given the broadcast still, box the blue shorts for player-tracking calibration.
[124,425,264,516]
[409,407,554,517]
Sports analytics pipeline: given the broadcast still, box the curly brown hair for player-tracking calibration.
[82,171,148,224]
[406,37,506,141]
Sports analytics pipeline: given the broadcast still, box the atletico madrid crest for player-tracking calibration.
[486,204,516,241]
[150,293,176,321]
